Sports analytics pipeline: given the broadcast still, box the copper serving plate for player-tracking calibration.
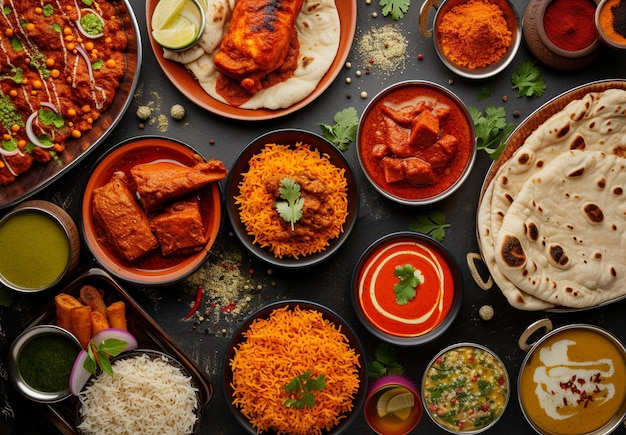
[5,268,213,435]
[476,80,626,312]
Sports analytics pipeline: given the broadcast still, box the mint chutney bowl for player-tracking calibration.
[0,200,80,293]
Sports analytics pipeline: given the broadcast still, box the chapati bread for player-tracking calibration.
[477,88,626,309]
[494,150,626,308]
[163,0,340,110]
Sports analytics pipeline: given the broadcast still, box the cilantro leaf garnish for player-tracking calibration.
[368,342,404,380]
[409,211,449,242]
[468,105,516,160]
[39,107,64,128]
[380,0,410,20]
[393,264,423,305]
[283,370,326,409]
[319,107,358,151]
[512,60,546,98]
[84,338,128,376]
[275,178,304,231]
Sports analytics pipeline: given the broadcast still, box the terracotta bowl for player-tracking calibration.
[596,0,626,49]
[81,136,223,286]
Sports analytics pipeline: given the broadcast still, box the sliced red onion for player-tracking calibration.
[91,328,138,351]
[25,111,54,149]
[0,147,20,156]
[76,8,104,39]
[70,350,91,395]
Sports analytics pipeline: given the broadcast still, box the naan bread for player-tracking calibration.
[163,0,340,110]
[477,88,626,310]
[494,150,626,309]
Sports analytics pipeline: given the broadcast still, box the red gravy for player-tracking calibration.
[359,85,473,200]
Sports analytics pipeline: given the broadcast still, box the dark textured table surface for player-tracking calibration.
[2,0,626,434]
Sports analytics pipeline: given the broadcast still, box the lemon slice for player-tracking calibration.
[376,387,407,418]
[386,391,415,417]
[151,0,186,30]
[152,25,197,50]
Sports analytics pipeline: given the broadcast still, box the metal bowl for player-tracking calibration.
[357,80,476,206]
[518,320,626,435]
[0,200,80,293]
[596,0,626,50]
[419,0,521,79]
[6,325,81,403]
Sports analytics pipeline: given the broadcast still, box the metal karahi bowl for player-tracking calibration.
[357,80,476,206]
[517,320,626,435]
[419,0,521,79]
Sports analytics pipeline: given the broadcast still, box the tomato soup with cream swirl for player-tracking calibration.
[355,234,457,339]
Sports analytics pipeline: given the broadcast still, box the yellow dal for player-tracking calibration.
[519,328,626,434]
[0,211,69,289]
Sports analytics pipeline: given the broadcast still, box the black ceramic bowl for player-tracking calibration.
[223,300,368,434]
[226,129,358,268]
[351,232,463,346]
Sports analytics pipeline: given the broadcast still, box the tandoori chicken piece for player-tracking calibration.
[92,174,158,262]
[131,159,227,212]
[213,0,305,94]
[150,198,207,257]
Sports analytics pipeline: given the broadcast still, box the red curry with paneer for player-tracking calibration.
[358,83,474,201]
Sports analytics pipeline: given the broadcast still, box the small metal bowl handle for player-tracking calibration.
[419,0,442,38]
[518,318,553,352]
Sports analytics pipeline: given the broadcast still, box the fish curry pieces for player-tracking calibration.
[92,160,227,262]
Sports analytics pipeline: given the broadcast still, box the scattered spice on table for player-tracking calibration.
[543,0,597,51]
[357,25,408,73]
[598,0,626,46]
[437,0,511,69]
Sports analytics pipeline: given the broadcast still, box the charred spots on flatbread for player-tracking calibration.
[583,202,604,223]
[569,135,586,150]
[500,235,525,268]
[505,193,514,204]
[517,153,530,165]
[555,123,570,138]
[613,186,624,195]
[567,166,586,177]
[611,266,617,277]
[525,222,539,241]
[501,175,508,185]
[549,244,569,267]
[597,177,607,189]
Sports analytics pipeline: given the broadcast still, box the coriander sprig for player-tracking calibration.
[83,338,128,376]
[468,105,515,160]
[283,370,326,409]
[368,342,405,380]
[393,264,423,305]
[319,107,358,151]
[275,178,304,230]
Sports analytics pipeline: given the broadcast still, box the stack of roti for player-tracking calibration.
[162,0,340,110]
[477,87,626,310]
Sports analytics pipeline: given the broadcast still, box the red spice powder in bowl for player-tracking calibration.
[538,0,600,57]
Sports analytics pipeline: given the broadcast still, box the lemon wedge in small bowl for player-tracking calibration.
[151,0,205,51]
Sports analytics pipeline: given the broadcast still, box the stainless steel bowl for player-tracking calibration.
[419,0,521,79]
[7,325,81,403]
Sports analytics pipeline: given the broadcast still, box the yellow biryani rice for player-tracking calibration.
[235,143,348,259]
[229,305,361,435]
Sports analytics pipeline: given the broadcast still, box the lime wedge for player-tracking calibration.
[386,392,415,417]
[376,387,407,418]
[179,0,203,30]
[152,25,197,50]
[151,0,186,30]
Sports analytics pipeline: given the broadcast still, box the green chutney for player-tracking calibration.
[0,210,69,290]
[17,333,80,393]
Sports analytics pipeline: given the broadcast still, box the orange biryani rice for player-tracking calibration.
[235,143,348,259]
[229,305,361,435]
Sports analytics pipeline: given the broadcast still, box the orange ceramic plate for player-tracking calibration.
[145,0,356,121]
[81,136,222,286]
